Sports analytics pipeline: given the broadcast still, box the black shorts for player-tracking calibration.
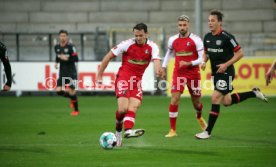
[57,73,77,89]
[213,73,235,95]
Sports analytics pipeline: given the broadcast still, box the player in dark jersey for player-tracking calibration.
[195,9,268,139]
[0,41,12,91]
[54,30,79,116]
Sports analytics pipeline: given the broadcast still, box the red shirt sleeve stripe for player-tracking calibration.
[233,45,241,52]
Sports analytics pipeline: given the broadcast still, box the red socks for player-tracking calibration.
[123,110,136,130]
[169,104,178,131]
[115,111,125,132]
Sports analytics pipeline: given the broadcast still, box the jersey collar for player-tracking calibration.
[213,28,223,36]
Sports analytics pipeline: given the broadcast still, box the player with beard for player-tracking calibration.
[162,15,207,138]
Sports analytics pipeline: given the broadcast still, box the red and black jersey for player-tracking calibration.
[204,29,241,75]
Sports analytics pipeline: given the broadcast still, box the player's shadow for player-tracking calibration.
[0,146,50,154]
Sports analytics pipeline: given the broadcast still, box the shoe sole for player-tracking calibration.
[165,134,177,138]
[124,129,145,138]
[195,134,211,139]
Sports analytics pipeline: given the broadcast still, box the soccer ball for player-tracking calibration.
[99,132,117,149]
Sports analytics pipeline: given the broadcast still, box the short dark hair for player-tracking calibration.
[210,9,224,22]
[59,29,68,35]
[133,23,148,33]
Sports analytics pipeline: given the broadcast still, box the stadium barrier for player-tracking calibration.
[166,57,276,96]
[0,62,155,93]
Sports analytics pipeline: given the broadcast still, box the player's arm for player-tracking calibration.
[161,48,174,78]
[179,37,203,67]
[0,46,12,91]
[153,59,162,78]
[265,58,276,86]
[217,48,243,74]
[54,46,60,69]
[217,34,243,73]
[201,51,209,71]
[68,45,78,62]
[161,37,175,78]
[184,48,203,67]
[96,51,115,83]
[63,45,78,62]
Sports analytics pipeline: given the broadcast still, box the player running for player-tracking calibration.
[195,9,268,139]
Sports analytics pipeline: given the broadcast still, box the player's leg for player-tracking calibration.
[165,92,181,137]
[124,94,144,138]
[165,75,185,137]
[68,87,79,116]
[56,77,71,98]
[115,97,129,146]
[222,88,268,107]
[196,73,231,139]
[116,97,129,131]
[191,96,207,131]
[187,77,207,131]
[195,90,223,139]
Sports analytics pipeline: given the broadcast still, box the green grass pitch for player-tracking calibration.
[0,96,276,167]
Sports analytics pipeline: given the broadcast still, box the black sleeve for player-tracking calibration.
[0,42,12,87]
[224,31,241,52]
[68,45,78,62]
[54,45,60,63]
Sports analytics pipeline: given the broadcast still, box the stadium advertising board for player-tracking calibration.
[0,62,155,92]
[166,57,276,96]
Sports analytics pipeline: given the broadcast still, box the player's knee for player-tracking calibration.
[193,103,201,110]
[171,96,180,105]
[117,108,127,114]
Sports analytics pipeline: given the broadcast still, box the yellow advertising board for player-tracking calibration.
[166,57,276,96]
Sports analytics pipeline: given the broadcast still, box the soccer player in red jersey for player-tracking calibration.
[162,15,207,137]
[97,23,162,146]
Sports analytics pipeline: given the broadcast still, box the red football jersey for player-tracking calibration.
[111,38,160,79]
[168,33,203,75]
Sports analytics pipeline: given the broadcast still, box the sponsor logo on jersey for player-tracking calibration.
[230,39,237,47]
[206,40,210,43]
[216,40,222,45]
[175,51,193,56]
[128,59,148,65]
[145,49,149,54]
[207,48,224,53]
[64,48,69,53]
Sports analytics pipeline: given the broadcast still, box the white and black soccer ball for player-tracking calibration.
[99,132,117,149]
